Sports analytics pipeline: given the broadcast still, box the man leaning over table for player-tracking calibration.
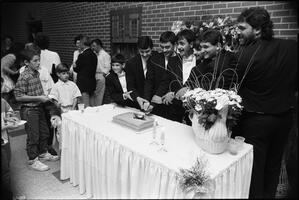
[231,7,298,199]
[144,31,177,119]
[125,36,157,111]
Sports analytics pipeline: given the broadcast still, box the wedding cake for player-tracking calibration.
[112,112,155,132]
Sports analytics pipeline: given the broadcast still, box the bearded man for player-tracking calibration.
[232,7,298,198]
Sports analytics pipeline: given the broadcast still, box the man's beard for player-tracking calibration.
[239,33,256,46]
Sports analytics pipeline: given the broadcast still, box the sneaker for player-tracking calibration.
[39,151,59,161]
[48,147,58,156]
[28,157,49,171]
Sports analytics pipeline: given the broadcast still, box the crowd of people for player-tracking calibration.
[1,6,297,199]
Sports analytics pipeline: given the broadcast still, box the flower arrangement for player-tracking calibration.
[182,88,243,131]
[171,16,240,52]
[177,156,214,196]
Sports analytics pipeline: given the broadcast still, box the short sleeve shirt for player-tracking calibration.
[14,67,44,107]
[50,80,81,107]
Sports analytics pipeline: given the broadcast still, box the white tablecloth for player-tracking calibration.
[60,104,253,199]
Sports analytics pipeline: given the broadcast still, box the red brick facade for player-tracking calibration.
[1,1,298,65]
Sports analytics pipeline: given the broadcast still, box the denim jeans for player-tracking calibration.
[94,74,106,106]
[20,106,50,160]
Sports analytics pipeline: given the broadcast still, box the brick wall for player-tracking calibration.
[1,1,298,65]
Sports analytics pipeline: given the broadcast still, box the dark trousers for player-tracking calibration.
[152,103,169,119]
[165,99,191,125]
[1,143,12,200]
[232,110,293,198]
[20,106,50,160]
[165,99,185,123]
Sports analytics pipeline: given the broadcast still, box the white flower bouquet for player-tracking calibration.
[183,88,243,131]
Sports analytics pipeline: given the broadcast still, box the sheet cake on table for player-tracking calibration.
[112,112,155,132]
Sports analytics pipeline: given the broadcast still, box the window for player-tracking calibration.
[110,7,142,60]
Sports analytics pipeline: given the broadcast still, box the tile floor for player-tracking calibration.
[8,128,89,199]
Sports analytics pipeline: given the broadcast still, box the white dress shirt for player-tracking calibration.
[50,80,82,111]
[95,49,111,79]
[117,71,127,93]
[182,54,196,84]
[141,57,147,78]
[40,49,61,74]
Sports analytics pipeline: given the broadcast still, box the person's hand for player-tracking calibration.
[175,87,189,100]
[144,104,153,114]
[143,101,151,111]
[151,95,162,104]
[123,91,133,101]
[13,69,19,75]
[6,122,19,129]
[136,97,149,110]
[5,116,18,122]
[50,115,62,128]
[39,95,50,103]
[72,62,77,69]
[162,92,174,105]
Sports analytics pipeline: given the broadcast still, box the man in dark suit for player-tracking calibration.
[158,29,201,124]
[231,7,298,198]
[73,35,97,107]
[125,36,155,111]
[144,31,177,118]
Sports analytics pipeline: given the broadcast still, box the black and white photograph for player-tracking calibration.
[1,1,298,199]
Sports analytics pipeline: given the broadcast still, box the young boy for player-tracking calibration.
[14,49,58,172]
[105,54,138,108]
[49,63,81,113]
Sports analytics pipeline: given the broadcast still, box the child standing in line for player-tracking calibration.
[14,49,58,172]
[49,63,81,113]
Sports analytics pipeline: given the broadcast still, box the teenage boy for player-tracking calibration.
[158,29,198,124]
[125,36,157,111]
[14,49,59,172]
[144,31,177,118]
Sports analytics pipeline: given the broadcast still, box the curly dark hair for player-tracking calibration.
[160,31,177,45]
[237,7,274,40]
[177,29,196,44]
[137,36,153,49]
[201,28,223,45]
